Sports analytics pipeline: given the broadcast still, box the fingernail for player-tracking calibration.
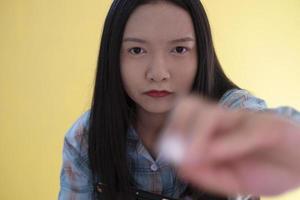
[157,134,186,165]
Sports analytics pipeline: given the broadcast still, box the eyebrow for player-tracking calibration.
[122,37,195,44]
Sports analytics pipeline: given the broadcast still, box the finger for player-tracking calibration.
[206,113,283,163]
[157,96,201,163]
[163,96,202,135]
[183,107,242,164]
[183,107,220,164]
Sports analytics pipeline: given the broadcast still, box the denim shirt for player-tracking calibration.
[58,89,300,200]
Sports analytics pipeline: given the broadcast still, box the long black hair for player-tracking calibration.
[88,0,240,199]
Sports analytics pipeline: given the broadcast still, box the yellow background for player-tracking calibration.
[0,0,299,199]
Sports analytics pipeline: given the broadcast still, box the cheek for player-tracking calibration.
[179,69,197,90]
[173,59,197,89]
[121,64,144,96]
[121,55,148,85]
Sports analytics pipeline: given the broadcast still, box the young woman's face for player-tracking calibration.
[121,2,198,114]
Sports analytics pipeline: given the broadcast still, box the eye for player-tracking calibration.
[128,47,146,55]
[171,46,188,54]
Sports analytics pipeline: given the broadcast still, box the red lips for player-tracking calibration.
[145,90,172,97]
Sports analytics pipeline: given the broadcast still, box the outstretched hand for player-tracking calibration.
[159,96,300,197]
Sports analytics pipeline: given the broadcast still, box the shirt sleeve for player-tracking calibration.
[264,106,300,123]
[219,89,300,123]
[58,111,94,200]
[219,89,267,111]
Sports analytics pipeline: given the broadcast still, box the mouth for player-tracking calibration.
[144,90,173,98]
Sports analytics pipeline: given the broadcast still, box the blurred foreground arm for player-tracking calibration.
[160,95,300,197]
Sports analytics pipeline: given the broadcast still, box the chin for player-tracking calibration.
[133,94,176,115]
[141,104,172,114]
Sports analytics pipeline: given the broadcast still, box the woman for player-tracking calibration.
[59,0,300,199]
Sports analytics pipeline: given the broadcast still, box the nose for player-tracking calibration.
[146,54,171,82]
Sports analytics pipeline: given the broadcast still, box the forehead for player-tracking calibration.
[123,2,195,41]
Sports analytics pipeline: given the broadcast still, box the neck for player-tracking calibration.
[135,107,169,158]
